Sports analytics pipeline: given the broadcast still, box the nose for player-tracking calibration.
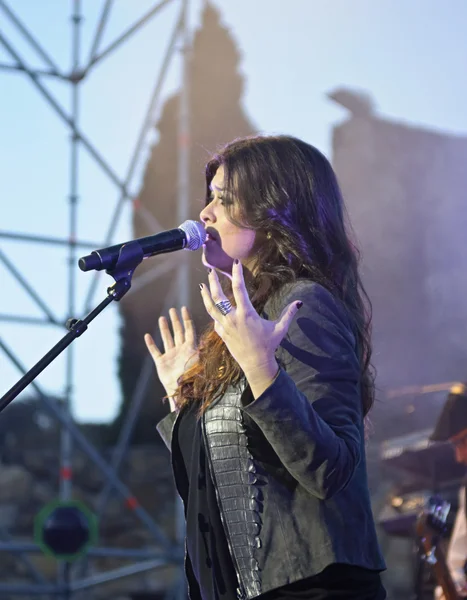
[200,201,215,225]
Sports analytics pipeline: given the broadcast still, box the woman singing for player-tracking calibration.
[145,135,387,600]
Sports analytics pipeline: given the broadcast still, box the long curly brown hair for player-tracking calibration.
[175,135,375,417]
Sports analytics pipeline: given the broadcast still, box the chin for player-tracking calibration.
[202,247,233,274]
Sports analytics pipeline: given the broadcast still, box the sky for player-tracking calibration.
[1,0,467,423]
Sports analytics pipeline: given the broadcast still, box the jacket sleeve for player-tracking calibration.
[241,282,363,500]
[156,411,177,451]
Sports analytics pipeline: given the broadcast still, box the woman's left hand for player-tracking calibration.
[199,260,302,389]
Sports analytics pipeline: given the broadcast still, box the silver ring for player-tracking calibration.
[215,300,232,316]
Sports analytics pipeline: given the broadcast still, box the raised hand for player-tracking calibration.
[199,260,302,397]
[144,306,198,411]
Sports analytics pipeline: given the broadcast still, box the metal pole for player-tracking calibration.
[0,248,61,323]
[0,231,102,248]
[0,0,62,74]
[0,526,49,600]
[0,541,172,560]
[174,1,190,598]
[85,0,175,72]
[58,3,82,595]
[0,314,64,327]
[177,1,190,305]
[87,0,114,66]
[0,32,132,196]
[0,558,171,596]
[0,63,67,79]
[69,558,169,592]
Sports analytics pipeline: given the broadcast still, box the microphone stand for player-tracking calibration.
[0,242,144,413]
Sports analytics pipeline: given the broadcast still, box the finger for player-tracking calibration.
[159,316,175,351]
[207,268,227,303]
[276,301,303,337]
[231,259,253,313]
[169,308,185,346]
[144,333,161,359]
[199,282,221,324]
[181,306,196,345]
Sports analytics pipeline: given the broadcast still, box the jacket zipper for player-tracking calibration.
[202,412,247,600]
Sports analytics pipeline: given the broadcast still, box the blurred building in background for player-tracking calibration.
[331,89,467,598]
[332,90,467,396]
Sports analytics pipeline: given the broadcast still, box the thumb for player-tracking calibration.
[277,301,303,337]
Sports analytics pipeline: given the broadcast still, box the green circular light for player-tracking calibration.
[34,500,98,561]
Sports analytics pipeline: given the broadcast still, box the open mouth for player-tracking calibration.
[205,229,219,243]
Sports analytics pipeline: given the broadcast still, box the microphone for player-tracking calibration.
[78,220,206,272]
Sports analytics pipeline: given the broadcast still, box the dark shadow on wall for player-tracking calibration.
[113,2,257,445]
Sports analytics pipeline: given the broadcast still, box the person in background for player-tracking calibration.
[431,383,467,599]
[145,135,387,600]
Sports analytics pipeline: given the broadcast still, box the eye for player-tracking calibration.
[207,192,227,206]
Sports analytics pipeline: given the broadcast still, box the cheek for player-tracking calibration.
[214,221,257,259]
[221,222,252,245]
[235,230,256,255]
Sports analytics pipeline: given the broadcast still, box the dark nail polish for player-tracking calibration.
[199,283,203,290]
[296,301,303,309]
[207,268,212,274]
[234,259,239,265]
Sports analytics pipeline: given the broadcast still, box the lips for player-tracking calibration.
[205,229,218,242]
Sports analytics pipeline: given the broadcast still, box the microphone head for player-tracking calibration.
[178,220,206,250]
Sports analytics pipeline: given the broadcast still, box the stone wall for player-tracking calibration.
[0,412,178,600]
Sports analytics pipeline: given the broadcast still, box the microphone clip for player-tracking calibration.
[105,241,144,301]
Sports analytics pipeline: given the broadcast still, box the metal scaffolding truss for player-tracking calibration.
[0,0,191,597]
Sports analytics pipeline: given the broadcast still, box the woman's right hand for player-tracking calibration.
[144,306,198,412]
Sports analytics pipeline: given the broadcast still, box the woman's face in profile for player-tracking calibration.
[199,166,259,275]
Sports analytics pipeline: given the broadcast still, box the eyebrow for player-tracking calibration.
[209,183,224,192]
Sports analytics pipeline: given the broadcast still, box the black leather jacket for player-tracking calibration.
[157,280,386,599]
